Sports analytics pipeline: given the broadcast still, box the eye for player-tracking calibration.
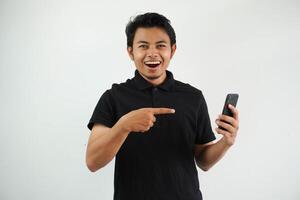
[157,44,166,48]
[138,44,148,49]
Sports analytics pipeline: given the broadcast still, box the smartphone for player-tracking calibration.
[222,93,239,117]
[219,93,239,130]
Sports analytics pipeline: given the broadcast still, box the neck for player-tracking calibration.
[140,71,167,86]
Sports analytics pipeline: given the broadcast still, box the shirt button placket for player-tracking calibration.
[151,87,158,107]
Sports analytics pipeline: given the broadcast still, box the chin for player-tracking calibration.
[146,75,160,80]
[140,70,158,79]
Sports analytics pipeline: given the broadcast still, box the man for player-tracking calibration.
[86,12,239,200]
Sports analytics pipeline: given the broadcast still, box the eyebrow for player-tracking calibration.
[156,40,167,44]
[137,40,167,44]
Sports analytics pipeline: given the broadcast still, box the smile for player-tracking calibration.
[144,61,161,68]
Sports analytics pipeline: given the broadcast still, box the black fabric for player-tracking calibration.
[87,69,216,200]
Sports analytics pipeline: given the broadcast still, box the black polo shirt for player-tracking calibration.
[87,69,216,200]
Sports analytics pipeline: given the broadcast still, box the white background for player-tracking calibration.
[1,0,299,199]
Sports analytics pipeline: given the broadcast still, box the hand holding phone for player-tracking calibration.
[219,93,239,130]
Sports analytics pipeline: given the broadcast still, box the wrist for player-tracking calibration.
[220,137,233,148]
[116,116,131,134]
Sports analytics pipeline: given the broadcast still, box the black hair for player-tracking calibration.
[125,12,176,48]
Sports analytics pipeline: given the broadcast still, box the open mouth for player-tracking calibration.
[144,61,161,68]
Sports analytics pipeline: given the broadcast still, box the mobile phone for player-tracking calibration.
[219,93,239,130]
[222,93,239,117]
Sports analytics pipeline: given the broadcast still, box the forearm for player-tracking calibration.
[196,137,232,171]
[86,120,130,172]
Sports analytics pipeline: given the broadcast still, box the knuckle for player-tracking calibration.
[234,122,238,128]
[147,113,153,119]
[143,108,151,113]
[225,123,231,130]
[140,108,147,112]
[222,115,227,121]
[145,110,151,115]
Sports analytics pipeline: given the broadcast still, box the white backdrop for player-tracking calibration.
[1,0,299,199]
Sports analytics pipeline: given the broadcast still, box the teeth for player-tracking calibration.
[145,61,161,64]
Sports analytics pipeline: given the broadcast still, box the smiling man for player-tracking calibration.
[127,26,176,85]
[86,12,239,200]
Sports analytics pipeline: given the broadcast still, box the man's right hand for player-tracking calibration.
[119,108,176,133]
[86,107,175,172]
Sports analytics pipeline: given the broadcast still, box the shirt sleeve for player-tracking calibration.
[195,92,216,144]
[87,90,116,130]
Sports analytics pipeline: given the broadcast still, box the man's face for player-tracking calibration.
[127,27,176,85]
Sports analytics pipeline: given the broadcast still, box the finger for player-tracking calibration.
[150,122,154,127]
[228,104,239,121]
[215,119,234,133]
[146,120,154,127]
[142,126,151,133]
[218,114,238,128]
[151,108,175,115]
[215,127,231,137]
[152,116,156,122]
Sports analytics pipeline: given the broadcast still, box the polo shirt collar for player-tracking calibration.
[133,69,175,91]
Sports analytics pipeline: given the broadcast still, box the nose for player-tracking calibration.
[146,46,159,58]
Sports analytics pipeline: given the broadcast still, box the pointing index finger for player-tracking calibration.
[151,108,176,115]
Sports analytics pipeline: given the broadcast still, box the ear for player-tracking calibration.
[127,47,134,61]
[170,44,177,59]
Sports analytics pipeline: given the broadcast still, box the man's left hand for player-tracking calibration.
[215,104,239,146]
